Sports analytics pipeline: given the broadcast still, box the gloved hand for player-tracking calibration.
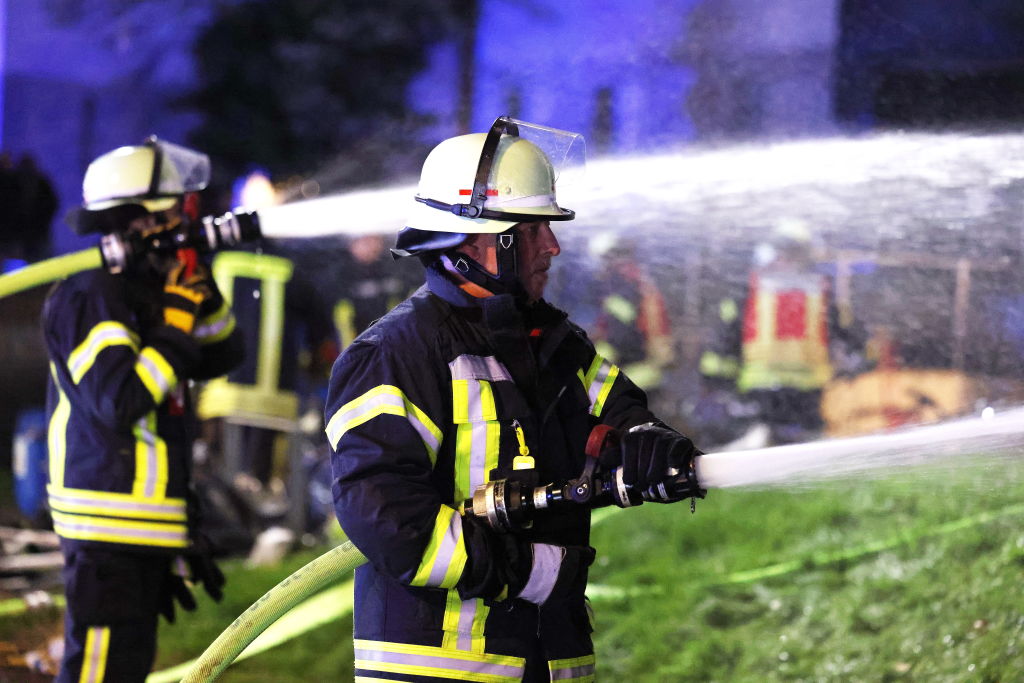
[511,542,595,606]
[456,515,594,606]
[616,422,705,504]
[195,262,226,320]
[159,557,197,624]
[163,259,212,334]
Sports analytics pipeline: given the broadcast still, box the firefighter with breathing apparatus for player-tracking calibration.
[44,138,243,682]
[324,117,705,682]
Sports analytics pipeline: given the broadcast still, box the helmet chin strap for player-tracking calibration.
[446,228,524,297]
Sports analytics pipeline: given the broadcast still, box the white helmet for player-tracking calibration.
[395,117,583,256]
[82,137,210,214]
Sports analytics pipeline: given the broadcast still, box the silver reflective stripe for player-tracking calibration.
[469,421,490,495]
[516,543,564,605]
[195,310,233,340]
[355,645,523,679]
[55,518,187,543]
[68,324,137,382]
[456,599,477,650]
[449,355,512,383]
[588,361,614,409]
[136,416,159,498]
[551,661,596,681]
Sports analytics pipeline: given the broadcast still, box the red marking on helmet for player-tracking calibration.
[459,189,499,196]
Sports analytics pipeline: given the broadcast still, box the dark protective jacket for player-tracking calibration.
[325,263,656,681]
[43,266,242,554]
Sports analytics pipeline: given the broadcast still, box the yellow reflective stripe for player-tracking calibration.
[68,321,139,383]
[442,590,490,654]
[583,355,619,418]
[79,626,110,683]
[452,380,470,423]
[602,293,637,324]
[455,424,473,503]
[410,506,467,589]
[51,510,189,548]
[354,639,524,683]
[548,653,596,682]
[47,485,186,521]
[325,385,442,464]
[47,363,70,489]
[195,299,236,344]
[452,379,497,423]
[132,411,169,499]
[452,420,501,505]
[135,347,177,403]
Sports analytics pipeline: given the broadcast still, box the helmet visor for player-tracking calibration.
[157,139,211,194]
[505,118,586,188]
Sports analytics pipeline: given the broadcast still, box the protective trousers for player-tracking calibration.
[57,547,169,683]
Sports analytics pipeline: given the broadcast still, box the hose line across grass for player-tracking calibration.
[180,541,367,683]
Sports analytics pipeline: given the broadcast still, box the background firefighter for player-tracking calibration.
[324,117,704,682]
[43,139,242,682]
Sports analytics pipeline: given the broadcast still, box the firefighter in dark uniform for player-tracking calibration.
[325,118,705,682]
[44,139,242,682]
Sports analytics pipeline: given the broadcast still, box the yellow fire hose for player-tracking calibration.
[181,541,367,683]
[0,248,103,298]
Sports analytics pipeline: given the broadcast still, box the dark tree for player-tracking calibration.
[186,0,464,197]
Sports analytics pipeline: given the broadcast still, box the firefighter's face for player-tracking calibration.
[515,221,560,302]
[460,221,560,301]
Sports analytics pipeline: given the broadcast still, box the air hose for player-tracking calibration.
[0,248,103,298]
[182,541,367,683]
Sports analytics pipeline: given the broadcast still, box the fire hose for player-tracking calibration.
[181,425,704,682]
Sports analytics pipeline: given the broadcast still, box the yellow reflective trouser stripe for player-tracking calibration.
[51,510,189,548]
[132,411,169,499]
[195,299,236,344]
[68,321,139,384]
[79,626,110,683]
[410,506,467,589]
[325,385,442,464]
[548,654,596,682]
[354,639,524,682]
[47,485,186,521]
[580,355,619,417]
[48,363,70,488]
[442,589,489,654]
[135,346,177,404]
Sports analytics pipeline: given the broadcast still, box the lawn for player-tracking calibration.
[4,454,1020,681]
[145,454,1024,682]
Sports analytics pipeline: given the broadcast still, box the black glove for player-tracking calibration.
[616,422,705,504]
[195,262,226,319]
[159,557,198,624]
[456,515,594,606]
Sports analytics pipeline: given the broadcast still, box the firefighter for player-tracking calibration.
[44,139,242,682]
[325,117,704,681]
[699,218,864,445]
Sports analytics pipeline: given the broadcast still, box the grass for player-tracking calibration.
[7,456,1024,682]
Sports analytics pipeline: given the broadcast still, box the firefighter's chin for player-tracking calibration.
[523,267,549,303]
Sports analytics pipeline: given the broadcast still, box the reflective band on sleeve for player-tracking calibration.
[135,347,177,403]
[549,654,596,682]
[47,363,70,489]
[68,321,139,383]
[194,299,236,344]
[51,511,189,548]
[580,355,620,417]
[354,639,524,683]
[410,506,467,589]
[516,543,564,605]
[325,385,442,463]
[80,626,110,683]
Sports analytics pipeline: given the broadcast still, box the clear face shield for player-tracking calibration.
[148,136,211,199]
